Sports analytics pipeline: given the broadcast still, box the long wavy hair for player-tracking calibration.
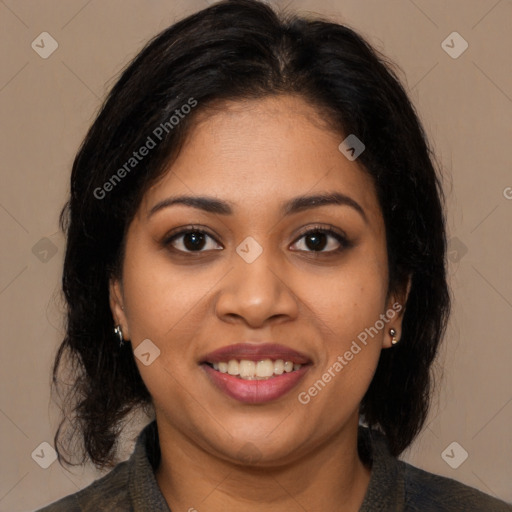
[53,0,450,469]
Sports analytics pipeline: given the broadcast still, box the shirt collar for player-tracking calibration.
[128,420,171,511]
[358,426,405,511]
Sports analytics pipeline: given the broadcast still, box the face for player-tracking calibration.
[110,94,406,466]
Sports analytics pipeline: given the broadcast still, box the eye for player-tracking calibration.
[162,224,350,255]
[163,226,222,253]
[290,225,349,254]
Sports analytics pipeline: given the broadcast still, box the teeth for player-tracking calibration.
[210,358,302,379]
[256,359,274,377]
[227,360,239,376]
[274,359,284,375]
[239,360,256,378]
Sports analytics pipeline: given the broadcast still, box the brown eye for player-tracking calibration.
[164,228,222,253]
[291,227,349,253]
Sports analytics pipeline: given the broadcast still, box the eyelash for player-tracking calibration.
[162,224,350,256]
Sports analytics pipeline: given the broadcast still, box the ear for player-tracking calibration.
[109,277,130,340]
[382,276,411,349]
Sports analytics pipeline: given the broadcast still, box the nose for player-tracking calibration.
[214,246,299,328]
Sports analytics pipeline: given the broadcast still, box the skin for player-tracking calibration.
[110,94,408,512]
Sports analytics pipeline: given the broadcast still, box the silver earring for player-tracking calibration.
[390,328,399,345]
[114,325,124,347]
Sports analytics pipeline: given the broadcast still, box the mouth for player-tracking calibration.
[203,358,304,380]
[200,343,312,404]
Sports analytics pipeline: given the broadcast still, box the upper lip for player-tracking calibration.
[200,343,312,365]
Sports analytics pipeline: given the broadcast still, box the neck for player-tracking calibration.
[154,415,371,512]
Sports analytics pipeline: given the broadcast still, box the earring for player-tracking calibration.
[114,325,124,348]
[390,328,399,345]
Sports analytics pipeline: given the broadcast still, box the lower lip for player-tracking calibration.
[201,364,310,404]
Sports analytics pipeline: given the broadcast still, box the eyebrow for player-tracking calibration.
[148,192,367,222]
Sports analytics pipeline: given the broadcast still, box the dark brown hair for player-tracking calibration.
[53,0,450,469]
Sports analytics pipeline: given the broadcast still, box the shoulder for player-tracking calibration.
[400,460,512,511]
[35,420,166,512]
[34,459,131,512]
[359,426,512,512]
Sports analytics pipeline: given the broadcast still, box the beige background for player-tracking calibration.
[0,0,511,510]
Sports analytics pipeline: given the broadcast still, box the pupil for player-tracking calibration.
[184,232,205,251]
[306,232,326,251]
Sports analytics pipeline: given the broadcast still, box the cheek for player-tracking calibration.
[297,275,386,417]
[305,259,388,340]
[121,253,209,407]
[300,253,388,392]
[120,243,237,402]
[122,247,208,342]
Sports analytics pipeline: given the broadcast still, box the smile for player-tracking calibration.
[207,359,302,380]
[200,342,312,404]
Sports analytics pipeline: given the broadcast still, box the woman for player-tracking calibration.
[37,0,511,510]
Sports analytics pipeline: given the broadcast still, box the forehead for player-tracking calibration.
[139,95,381,224]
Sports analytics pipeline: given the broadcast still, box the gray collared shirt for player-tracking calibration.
[36,420,512,511]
